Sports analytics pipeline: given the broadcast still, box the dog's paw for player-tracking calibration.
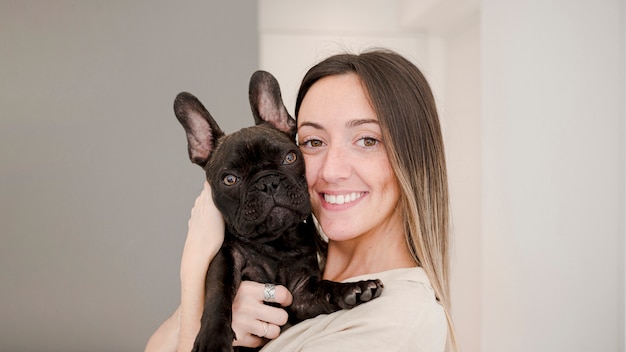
[336,279,384,309]
[191,333,233,352]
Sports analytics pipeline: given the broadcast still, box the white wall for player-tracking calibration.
[441,13,482,352]
[259,0,432,116]
[481,0,624,351]
[260,0,625,351]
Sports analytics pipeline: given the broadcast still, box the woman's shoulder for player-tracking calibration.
[262,267,447,352]
[344,267,446,330]
[345,266,435,292]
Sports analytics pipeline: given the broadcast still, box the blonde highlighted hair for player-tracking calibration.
[295,49,458,351]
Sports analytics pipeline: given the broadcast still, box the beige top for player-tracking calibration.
[261,267,447,352]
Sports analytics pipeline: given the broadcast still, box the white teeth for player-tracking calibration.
[324,192,362,205]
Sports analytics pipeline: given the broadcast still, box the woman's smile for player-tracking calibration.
[320,191,366,207]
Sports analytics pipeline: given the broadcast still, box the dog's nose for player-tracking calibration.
[256,175,280,192]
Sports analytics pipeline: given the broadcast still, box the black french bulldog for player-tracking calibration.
[174,71,383,352]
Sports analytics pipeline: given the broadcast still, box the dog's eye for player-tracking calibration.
[223,174,239,186]
[283,151,297,165]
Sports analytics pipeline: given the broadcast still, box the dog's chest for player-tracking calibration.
[227,239,315,284]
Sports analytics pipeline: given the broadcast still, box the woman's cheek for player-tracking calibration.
[303,154,316,187]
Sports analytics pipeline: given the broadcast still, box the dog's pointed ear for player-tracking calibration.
[249,70,296,138]
[174,92,225,168]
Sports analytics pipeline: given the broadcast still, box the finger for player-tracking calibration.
[255,300,289,326]
[232,332,263,348]
[258,321,269,338]
[253,321,282,340]
[263,283,277,303]
[186,183,223,240]
[234,283,289,327]
[192,182,210,205]
[236,319,282,341]
[239,281,293,307]
[191,184,215,217]
[260,283,293,307]
[231,317,281,347]
[259,322,281,340]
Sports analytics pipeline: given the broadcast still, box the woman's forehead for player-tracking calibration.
[297,74,377,127]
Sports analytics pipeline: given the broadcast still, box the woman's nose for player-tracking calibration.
[320,144,351,182]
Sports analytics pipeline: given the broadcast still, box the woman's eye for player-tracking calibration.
[283,151,297,164]
[223,174,239,186]
[301,139,324,148]
[358,137,379,147]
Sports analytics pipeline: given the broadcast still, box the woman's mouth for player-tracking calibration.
[322,192,365,205]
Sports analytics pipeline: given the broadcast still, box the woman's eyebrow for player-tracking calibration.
[298,121,325,130]
[346,119,379,128]
[298,119,379,131]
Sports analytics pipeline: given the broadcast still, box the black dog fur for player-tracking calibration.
[174,71,383,352]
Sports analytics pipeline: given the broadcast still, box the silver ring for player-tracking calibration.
[263,283,276,302]
[260,321,269,338]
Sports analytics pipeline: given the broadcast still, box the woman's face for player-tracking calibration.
[297,73,402,243]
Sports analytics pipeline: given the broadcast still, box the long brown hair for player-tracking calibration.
[295,49,458,351]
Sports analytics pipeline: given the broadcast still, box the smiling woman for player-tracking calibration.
[267,50,459,351]
[146,49,458,352]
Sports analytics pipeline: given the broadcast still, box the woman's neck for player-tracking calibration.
[322,227,417,282]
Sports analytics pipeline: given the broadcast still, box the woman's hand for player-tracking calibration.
[232,281,293,348]
[178,181,225,352]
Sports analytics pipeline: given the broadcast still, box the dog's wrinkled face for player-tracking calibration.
[174,71,309,243]
[206,126,310,242]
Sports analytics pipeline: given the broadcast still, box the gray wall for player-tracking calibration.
[0,1,258,351]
